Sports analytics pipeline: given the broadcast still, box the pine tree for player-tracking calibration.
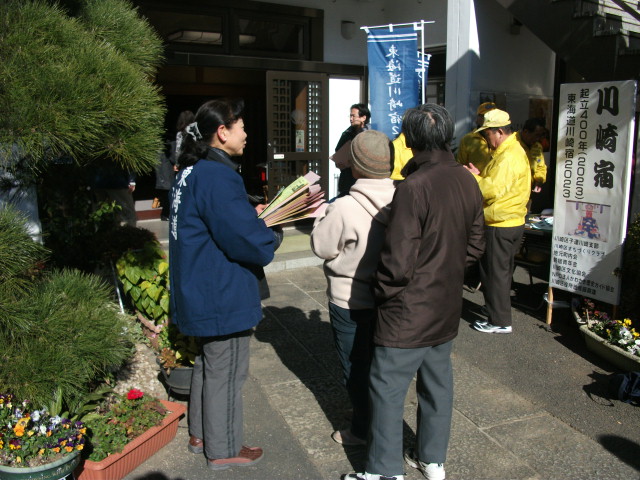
[0,0,166,176]
[0,207,134,409]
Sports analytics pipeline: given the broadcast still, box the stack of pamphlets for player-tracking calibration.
[258,171,327,227]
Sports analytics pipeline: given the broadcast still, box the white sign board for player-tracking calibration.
[550,80,637,304]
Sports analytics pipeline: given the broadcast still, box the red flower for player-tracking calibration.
[126,389,144,400]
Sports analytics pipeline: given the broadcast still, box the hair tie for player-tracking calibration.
[186,122,202,141]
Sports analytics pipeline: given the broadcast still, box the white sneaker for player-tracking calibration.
[472,321,512,334]
[404,448,445,480]
[342,473,404,480]
[423,463,445,480]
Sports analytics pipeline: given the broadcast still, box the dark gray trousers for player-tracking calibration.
[367,341,454,476]
[479,224,524,327]
[188,331,251,460]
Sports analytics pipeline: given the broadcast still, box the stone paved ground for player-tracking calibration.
[120,219,640,480]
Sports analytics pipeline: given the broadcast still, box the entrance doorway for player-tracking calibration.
[136,65,270,206]
[140,62,359,211]
[265,71,329,200]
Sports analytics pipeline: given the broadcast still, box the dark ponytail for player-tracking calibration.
[175,110,195,134]
[178,98,245,169]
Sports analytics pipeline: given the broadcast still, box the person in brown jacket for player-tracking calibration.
[343,104,485,480]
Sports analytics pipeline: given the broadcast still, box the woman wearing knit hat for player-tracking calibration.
[311,129,395,447]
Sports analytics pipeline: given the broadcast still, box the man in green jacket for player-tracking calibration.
[465,109,531,334]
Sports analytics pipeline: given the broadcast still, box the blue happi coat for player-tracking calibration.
[169,147,276,337]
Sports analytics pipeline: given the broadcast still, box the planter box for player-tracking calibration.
[74,400,186,480]
[580,324,640,371]
[0,451,80,480]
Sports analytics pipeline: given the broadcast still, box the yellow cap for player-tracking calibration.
[477,102,497,115]
[474,109,511,133]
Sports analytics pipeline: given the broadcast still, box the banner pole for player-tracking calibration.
[360,20,434,31]
[546,286,554,325]
[421,20,425,104]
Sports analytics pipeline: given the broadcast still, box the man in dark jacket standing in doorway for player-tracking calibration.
[343,104,485,480]
[334,103,370,196]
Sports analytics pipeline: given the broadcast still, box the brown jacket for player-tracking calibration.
[373,148,485,348]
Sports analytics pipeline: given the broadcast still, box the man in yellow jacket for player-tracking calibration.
[464,109,531,334]
[456,102,497,174]
[516,117,547,193]
[390,132,412,181]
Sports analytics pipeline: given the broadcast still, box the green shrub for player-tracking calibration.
[0,208,48,288]
[621,214,640,321]
[0,208,134,410]
[116,239,169,326]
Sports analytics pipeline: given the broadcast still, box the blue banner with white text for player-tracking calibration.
[367,27,419,139]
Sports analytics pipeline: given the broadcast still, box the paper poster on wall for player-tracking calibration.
[550,80,637,304]
[295,130,305,152]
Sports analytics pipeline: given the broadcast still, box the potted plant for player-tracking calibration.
[75,389,186,480]
[114,235,169,349]
[577,298,640,371]
[0,393,85,479]
[113,235,198,396]
[156,325,199,396]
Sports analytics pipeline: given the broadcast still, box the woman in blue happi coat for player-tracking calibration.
[169,98,280,470]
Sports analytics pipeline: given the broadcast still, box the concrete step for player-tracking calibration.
[266,230,322,272]
[138,218,321,272]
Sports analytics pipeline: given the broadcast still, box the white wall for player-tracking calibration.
[255,0,556,142]
[328,77,362,199]
[253,0,448,65]
[253,0,384,64]
[446,0,556,142]
[379,0,448,49]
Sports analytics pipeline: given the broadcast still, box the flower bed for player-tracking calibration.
[0,393,86,469]
[579,298,640,358]
[580,324,640,371]
[577,297,640,370]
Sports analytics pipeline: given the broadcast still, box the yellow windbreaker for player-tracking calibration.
[473,133,531,227]
[516,131,547,186]
[456,131,491,174]
[390,133,413,180]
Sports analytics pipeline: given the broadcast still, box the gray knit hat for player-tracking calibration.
[350,130,391,179]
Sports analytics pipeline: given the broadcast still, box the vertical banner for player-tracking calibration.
[367,27,419,139]
[550,80,637,304]
[418,53,431,104]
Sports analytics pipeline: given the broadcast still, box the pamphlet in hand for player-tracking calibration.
[258,171,327,227]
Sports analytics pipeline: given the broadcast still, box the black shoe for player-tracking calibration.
[161,215,169,221]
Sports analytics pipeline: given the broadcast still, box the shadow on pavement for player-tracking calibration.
[583,371,618,407]
[598,434,640,472]
[254,305,371,469]
[460,298,487,325]
[130,473,185,480]
[254,305,420,472]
